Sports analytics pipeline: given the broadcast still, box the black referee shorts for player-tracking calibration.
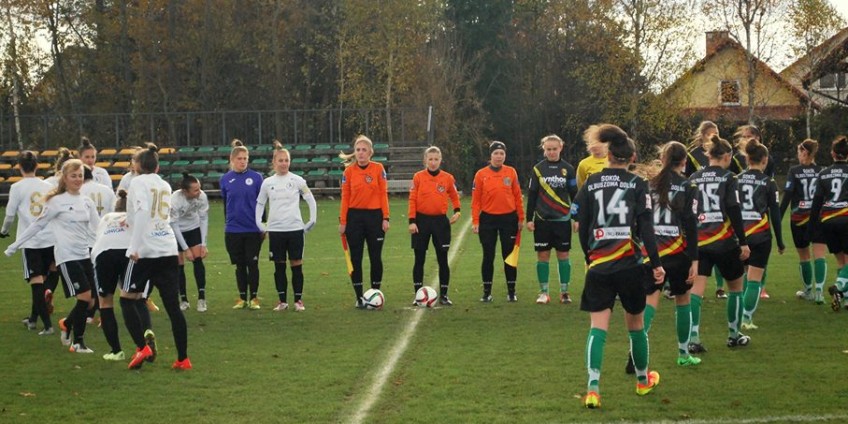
[411,214,451,252]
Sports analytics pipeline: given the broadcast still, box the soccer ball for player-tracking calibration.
[415,286,438,308]
[362,288,385,310]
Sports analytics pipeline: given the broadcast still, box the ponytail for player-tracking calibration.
[833,135,848,161]
[339,135,373,167]
[740,137,768,165]
[136,142,159,174]
[651,141,687,209]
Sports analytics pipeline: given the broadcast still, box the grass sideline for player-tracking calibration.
[2,197,847,423]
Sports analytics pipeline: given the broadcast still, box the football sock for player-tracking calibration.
[675,304,691,355]
[436,249,449,290]
[504,263,517,284]
[742,280,762,322]
[28,286,37,322]
[352,282,364,299]
[714,265,724,289]
[45,270,59,293]
[193,258,207,300]
[178,265,187,301]
[71,299,89,344]
[814,258,827,294]
[371,281,381,290]
[158,284,188,361]
[507,281,516,296]
[32,283,51,329]
[235,265,248,301]
[558,258,571,293]
[136,299,152,331]
[413,282,423,294]
[800,260,812,292]
[483,281,492,296]
[274,262,288,302]
[586,327,606,393]
[743,274,749,293]
[120,298,145,348]
[247,262,259,299]
[87,296,99,320]
[643,304,656,333]
[629,329,649,384]
[727,291,742,337]
[837,266,848,293]
[291,264,303,302]
[99,307,121,353]
[690,294,702,343]
[536,261,550,293]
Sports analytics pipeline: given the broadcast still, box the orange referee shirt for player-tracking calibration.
[408,169,461,219]
[471,165,524,225]
[339,161,390,224]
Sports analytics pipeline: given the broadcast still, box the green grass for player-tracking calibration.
[2,197,848,423]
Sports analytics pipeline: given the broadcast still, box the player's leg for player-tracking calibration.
[478,214,497,301]
[154,258,188,366]
[497,215,519,300]
[177,251,189,309]
[363,211,385,290]
[288,231,305,311]
[225,233,248,307]
[346,215,367,303]
[245,234,262,308]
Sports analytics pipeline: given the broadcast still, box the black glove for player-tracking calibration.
[0,232,9,238]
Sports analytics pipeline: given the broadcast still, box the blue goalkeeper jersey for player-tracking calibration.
[220,168,263,233]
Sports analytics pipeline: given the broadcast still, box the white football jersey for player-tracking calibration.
[256,173,317,232]
[4,177,55,249]
[126,173,177,258]
[92,166,112,187]
[117,172,135,193]
[91,212,130,263]
[81,181,117,247]
[45,175,59,187]
[170,189,209,233]
[7,192,99,265]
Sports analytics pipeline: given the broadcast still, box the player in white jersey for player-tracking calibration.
[78,137,112,187]
[44,147,75,188]
[116,146,142,193]
[5,159,100,353]
[256,142,317,312]
[1,151,56,335]
[79,166,117,324]
[91,190,132,361]
[171,173,210,312]
[121,143,190,370]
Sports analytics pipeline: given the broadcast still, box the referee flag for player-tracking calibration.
[504,231,521,267]
[341,234,354,275]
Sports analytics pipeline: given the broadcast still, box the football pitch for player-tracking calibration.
[2,197,847,423]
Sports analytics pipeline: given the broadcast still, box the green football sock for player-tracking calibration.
[814,258,828,293]
[586,328,606,393]
[675,304,692,356]
[690,294,702,343]
[800,261,812,291]
[714,265,725,289]
[837,266,848,293]
[727,291,742,337]
[643,304,656,334]
[742,281,762,322]
[536,261,550,293]
[558,258,571,293]
[629,329,649,384]
[743,273,749,293]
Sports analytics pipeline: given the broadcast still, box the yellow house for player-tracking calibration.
[664,31,813,121]
[781,27,848,108]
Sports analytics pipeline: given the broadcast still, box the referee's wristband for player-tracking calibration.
[409,218,416,224]
[453,208,461,214]
[383,217,390,222]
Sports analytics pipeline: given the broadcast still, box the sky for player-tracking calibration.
[834,0,848,21]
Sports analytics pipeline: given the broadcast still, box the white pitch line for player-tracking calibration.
[347,218,473,424]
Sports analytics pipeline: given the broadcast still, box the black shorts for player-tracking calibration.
[821,221,848,254]
[182,227,202,250]
[745,240,772,269]
[225,232,263,264]
[22,247,54,281]
[790,222,826,249]
[94,249,130,297]
[698,246,745,281]
[646,254,692,296]
[58,259,94,298]
[478,212,519,248]
[581,266,648,314]
[123,256,179,296]
[532,220,571,252]
[411,214,451,252]
[269,230,305,262]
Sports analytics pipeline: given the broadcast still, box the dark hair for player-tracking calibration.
[79,136,96,154]
[136,142,159,174]
[833,136,848,160]
[17,151,38,174]
[180,172,199,191]
[741,138,768,164]
[115,189,128,212]
[651,141,687,209]
[53,147,74,173]
[799,138,819,157]
[83,164,93,181]
[597,124,634,164]
[707,135,732,158]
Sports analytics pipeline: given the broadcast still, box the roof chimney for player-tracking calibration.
[706,31,730,56]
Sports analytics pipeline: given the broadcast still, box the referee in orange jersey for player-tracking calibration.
[408,146,461,306]
[472,141,524,302]
[339,135,390,308]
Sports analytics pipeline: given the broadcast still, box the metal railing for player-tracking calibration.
[0,106,434,149]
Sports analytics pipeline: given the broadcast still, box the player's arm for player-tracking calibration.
[378,164,390,223]
[575,186,591,263]
[302,183,317,232]
[407,172,418,225]
[525,169,539,224]
[725,177,747,247]
[512,168,524,224]
[471,170,483,228]
[768,180,785,251]
[1,187,19,236]
[220,177,228,220]
[576,161,587,188]
[339,167,351,228]
[255,183,268,233]
[683,183,699,260]
[567,163,578,205]
[6,203,58,255]
[199,193,209,246]
[807,183,824,237]
[86,197,101,236]
[448,175,461,224]
[170,220,189,251]
[779,172,793,219]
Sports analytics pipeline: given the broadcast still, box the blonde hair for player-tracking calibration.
[272,140,291,161]
[338,135,373,167]
[582,125,609,157]
[689,121,718,149]
[539,134,564,149]
[229,139,249,169]
[46,159,84,201]
[53,147,75,174]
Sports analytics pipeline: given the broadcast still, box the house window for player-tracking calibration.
[720,80,741,105]
[820,73,846,89]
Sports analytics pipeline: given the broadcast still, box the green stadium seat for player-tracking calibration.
[314,144,332,152]
[373,143,389,151]
[159,160,171,167]
[328,169,344,178]
[333,144,349,151]
[196,146,216,157]
[307,168,327,177]
[252,158,269,167]
[168,173,183,182]
[205,171,224,181]
[294,144,312,151]
[172,159,190,167]
[292,157,309,164]
[293,170,305,176]
[311,156,330,164]
[216,145,232,154]
[254,145,273,153]
[211,159,229,169]
[372,156,388,163]
[190,159,210,170]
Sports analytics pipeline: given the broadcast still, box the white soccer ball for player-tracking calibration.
[363,288,385,310]
[415,286,438,308]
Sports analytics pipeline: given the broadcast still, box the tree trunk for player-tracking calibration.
[5,4,24,149]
